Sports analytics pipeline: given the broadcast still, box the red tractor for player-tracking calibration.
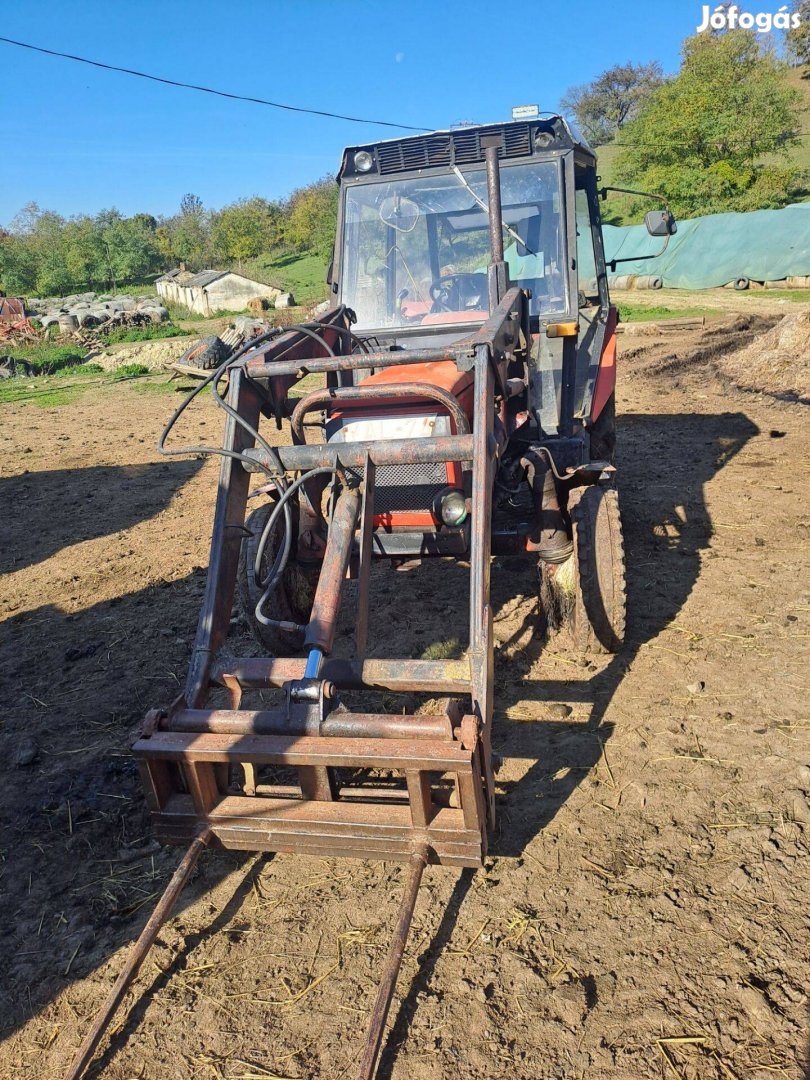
[69,115,675,1080]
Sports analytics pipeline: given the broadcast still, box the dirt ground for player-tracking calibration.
[1,312,808,1080]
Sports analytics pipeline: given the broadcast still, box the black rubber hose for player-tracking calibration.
[157,320,351,630]
[254,467,337,626]
[298,322,370,353]
[157,327,284,473]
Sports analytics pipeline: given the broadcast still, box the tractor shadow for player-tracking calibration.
[377,408,760,1076]
[0,459,204,575]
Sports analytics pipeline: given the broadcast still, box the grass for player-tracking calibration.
[6,342,87,374]
[746,287,810,301]
[0,364,179,407]
[616,303,717,322]
[0,382,87,407]
[420,638,463,661]
[55,361,104,376]
[97,282,158,298]
[164,302,223,322]
[287,372,326,399]
[244,249,329,305]
[112,363,151,378]
[103,322,190,343]
[130,379,181,394]
[163,302,255,323]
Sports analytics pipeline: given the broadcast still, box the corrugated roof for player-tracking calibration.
[183,270,228,288]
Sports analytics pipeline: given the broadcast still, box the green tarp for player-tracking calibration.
[602,202,810,288]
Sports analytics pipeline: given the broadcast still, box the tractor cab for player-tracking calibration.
[331,117,621,463]
[334,117,608,347]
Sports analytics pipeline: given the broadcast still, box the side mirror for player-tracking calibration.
[645,209,677,237]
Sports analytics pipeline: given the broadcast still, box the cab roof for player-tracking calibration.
[339,115,594,180]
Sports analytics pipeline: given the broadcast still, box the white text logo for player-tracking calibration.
[697,4,801,32]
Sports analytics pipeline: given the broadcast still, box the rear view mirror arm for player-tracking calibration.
[606,237,672,274]
[599,185,675,273]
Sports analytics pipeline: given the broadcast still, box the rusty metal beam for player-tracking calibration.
[134,731,472,772]
[304,487,361,654]
[356,455,375,657]
[357,847,428,1080]
[147,797,483,866]
[242,434,474,474]
[162,709,454,741]
[210,656,471,695]
[469,344,496,830]
[185,368,262,708]
[246,346,472,380]
[243,287,523,382]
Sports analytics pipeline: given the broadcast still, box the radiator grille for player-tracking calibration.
[377,135,452,174]
[376,123,534,175]
[373,461,448,515]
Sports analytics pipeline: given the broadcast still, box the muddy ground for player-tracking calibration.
[1,314,808,1080]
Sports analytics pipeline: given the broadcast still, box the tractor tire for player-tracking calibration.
[567,484,626,654]
[177,335,230,372]
[237,502,316,655]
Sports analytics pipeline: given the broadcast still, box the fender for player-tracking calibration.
[591,305,618,423]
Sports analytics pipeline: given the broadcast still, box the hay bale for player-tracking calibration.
[247,296,270,314]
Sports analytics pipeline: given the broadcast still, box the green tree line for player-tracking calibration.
[0,177,337,297]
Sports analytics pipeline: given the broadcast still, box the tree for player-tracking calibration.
[786,1,810,73]
[284,178,338,259]
[560,62,664,146]
[615,30,803,218]
[0,231,38,294]
[155,194,212,270]
[63,216,106,289]
[25,209,72,296]
[180,192,204,217]
[101,212,162,284]
[210,197,281,266]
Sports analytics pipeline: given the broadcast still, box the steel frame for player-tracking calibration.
[137,290,526,857]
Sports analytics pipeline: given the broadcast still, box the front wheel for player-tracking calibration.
[237,503,316,654]
[539,485,626,654]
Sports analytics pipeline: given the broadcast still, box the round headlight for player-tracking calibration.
[436,488,468,526]
[354,150,374,173]
[534,129,554,150]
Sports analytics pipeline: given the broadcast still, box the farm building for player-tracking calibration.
[156,267,285,315]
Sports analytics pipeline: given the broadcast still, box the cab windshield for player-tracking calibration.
[340,159,567,332]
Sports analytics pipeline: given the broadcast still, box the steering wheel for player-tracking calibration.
[429,272,488,313]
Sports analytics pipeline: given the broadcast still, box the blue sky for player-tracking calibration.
[0,0,703,225]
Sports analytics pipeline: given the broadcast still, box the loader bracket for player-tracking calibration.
[284,676,333,725]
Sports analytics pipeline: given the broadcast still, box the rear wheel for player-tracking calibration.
[237,503,316,654]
